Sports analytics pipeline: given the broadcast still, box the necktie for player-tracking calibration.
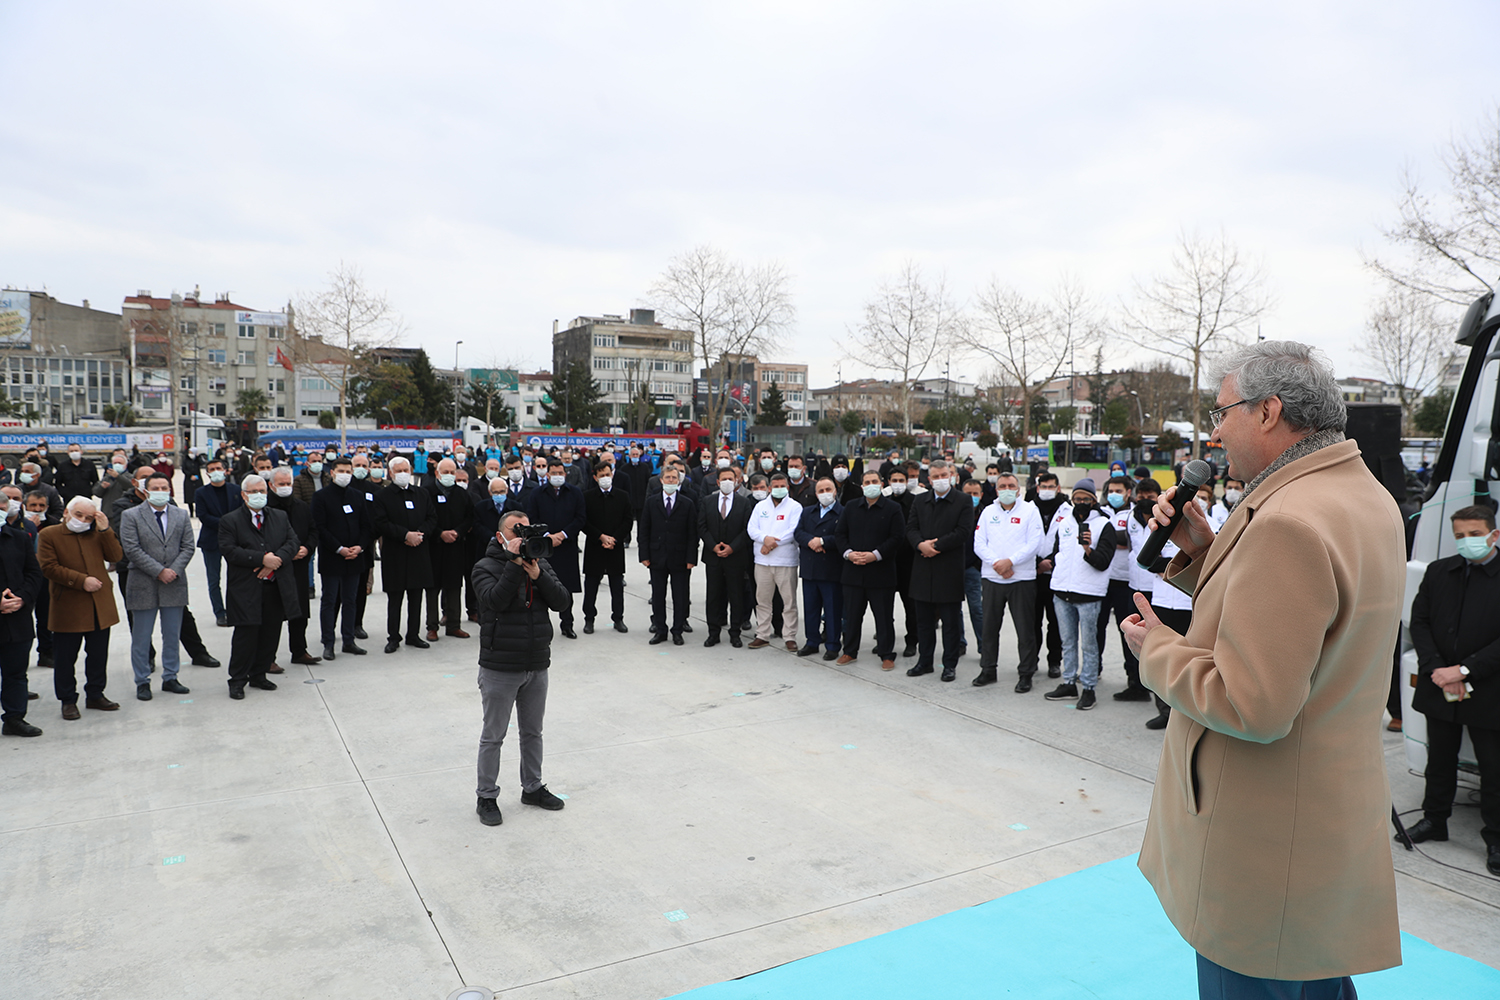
[253,511,262,531]
[156,510,166,537]
[665,496,673,516]
[721,496,730,520]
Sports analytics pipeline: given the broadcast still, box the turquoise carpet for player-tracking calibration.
[673,856,1498,999]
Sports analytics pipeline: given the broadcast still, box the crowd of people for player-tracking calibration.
[0,435,1238,739]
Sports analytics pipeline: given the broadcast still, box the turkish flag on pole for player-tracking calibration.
[276,346,293,371]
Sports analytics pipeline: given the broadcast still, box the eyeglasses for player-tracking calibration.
[1208,399,1251,429]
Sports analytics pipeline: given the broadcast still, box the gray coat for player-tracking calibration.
[119,502,196,611]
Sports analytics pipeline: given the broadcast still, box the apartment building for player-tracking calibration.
[552,309,695,424]
[0,290,130,423]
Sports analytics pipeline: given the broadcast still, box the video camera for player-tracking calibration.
[515,522,552,560]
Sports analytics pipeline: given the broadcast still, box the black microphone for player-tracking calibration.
[1136,459,1212,569]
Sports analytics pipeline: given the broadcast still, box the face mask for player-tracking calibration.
[751,489,768,501]
[324,453,337,463]
[662,482,680,495]
[788,468,804,481]
[371,468,386,480]
[209,471,226,485]
[333,472,352,488]
[1224,489,1242,504]
[1457,535,1494,560]
[1195,497,1209,511]
[245,492,268,510]
[147,491,170,508]
[309,462,323,475]
[700,458,711,469]
[67,517,91,533]
[770,486,788,500]
[718,480,735,495]
[69,451,81,463]
[548,475,565,488]
[5,499,20,519]
[1037,489,1057,501]
[508,469,523,482]
[965,494,978,506]
[353,467,369,479]
[760,458,774,470]
[818,491,836,507]
[112,462,126,473]
[493,494,508,510]
[919,462,929,471]
[486,468,499,479]
[1072,502,1094,522]
[438,473,456,488]
[932,478,951,494]
[597,476,613,491]
[996,489,1018,506]
[26,510,42,523]
[890,481,907,495]
[717,457,730,469]
[19,473,33,484]
[274,485,293,498]
[862,483,883,499]
[455,454,466,464]
[986,475,998,484]
[393,472,411,488]
[833,467,849,482]
[37,449,46,457]
[1106,493,1126,509]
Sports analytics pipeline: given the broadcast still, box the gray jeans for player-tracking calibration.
[476,667,548,799]
[980,579,1038,676]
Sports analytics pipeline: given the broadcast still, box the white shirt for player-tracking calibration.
[1126,507,1157,593]
[973,499,1043,584]
[1047,503,1113,598]
[747,496,800,566]
[1102,500,1134,582]
[1151,511,1221,612]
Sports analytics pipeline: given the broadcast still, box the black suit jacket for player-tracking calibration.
[905,490,975,604]
[371,484,438,591]
[638,492,699,569]
[218,505,303,625]
[835,496,906,589]
[267,492,316,568]
[311,483,372,574]
[697,489,753,568]
[1409,552,1500,727]
[0,520,43,644]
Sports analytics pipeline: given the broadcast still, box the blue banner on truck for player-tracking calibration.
[0,431,174,451]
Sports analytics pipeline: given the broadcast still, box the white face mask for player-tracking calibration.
[662,482,680,495]
[890,481,907,495]
[324,453,337,464]
[997,489,1018,506]
[69,451,81,462]
[987,475,998,484]
[788,467,804,481]
[393,472,411,488]
[817,491,836,506]
[760,458,774,470]
[1037,489,1057,501]
[19,473,33,484]
[353,467,369,479]
[931,477,952,494]
[717,457,730,469]
[25,510,42,523]
[274,485,293,498]
[245,492,268,509]
[308,462,323,475]
[67,517,92,533]
[1224,489,1242,504]
[832,467,849,482]
[597,476,613,491]
[333,473,352,488]
[112,462,125,473]
[508,469,523,482]
[5,499,21,519]
[147,491,170,508]
[209,471,226,485]
[438,473,456,488]
[486,468,500,479]
[751,489,768,501]
[549,475,565,488]
[370,468,386,480]
[718,479,735,495]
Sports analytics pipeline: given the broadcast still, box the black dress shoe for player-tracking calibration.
[190,654,222,668]
[703,632,720,648]
[354,627,369,640]
[681,622,693,633]
[323,645,337,661]
[291,652,322,665]
[229,686,245,700]
[613,621,628,634]
[560,624,577,639]
[137,682,153,701]
[798,643,819,657]
[161,679,190,695]
[37,652,52,667]
[247,677,277,691]
[907,664,934,677]
[1145,711,1170,730]
[729,633,743,648]
[520,784,566,810]
[1113,684,1153,702]
[940,667,956,682]
[1014,675,1033,693]
[405,636,430,649]
[342,642,368,655]
[476,796,502,826]
[1488,845,1500,877]
[972,670,998,687]
[902,644,917,657]
[582,620,595,634]
[216,614,230,627]
[649,632,669,645]
[823,648,838,661]
[27,691,37,700]
[1403,818,1449,844]
[672,633,684,645]
[384,640,401,653]
[2,719,42,737]
[1047,663,1061,678]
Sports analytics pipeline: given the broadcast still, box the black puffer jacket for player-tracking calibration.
[472,536,571,672]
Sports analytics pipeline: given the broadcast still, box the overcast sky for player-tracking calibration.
[3,1,1497,390]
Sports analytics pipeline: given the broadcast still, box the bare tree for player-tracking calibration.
[1368,107,1500,305]
[845,262,963,434]
[1119,230,1270,450]
[959,276,1098,445]
[294,263,404,451]
[1358,286,1452,431]
[649,246,795,439]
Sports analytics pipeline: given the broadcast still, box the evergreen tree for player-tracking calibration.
[408,349,454,426]
[542,359,608,429]
[758,381,789,425]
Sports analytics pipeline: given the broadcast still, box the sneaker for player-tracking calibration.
[1076,689,1097,711]
[1113,684,1153,702]
[476,796,503,826]
[520,785,566,811]
[1043,683,1078,701]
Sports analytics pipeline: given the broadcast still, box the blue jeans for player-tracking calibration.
[801,578,843,651]
[1053,595,1101,690]
[131,606,183,684]
[959,566,983,647]
[202,549,225,618]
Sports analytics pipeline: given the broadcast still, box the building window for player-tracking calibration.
[207,349,226,364]
[525,405,534,416]
[141,395,163,410]
[213,323,226,336]
[237,351,255,365]
[266,325,284,340]
[180,376,196,390]
[267,379,285,394]
[300,376,331,392]
[238,324,255,338]
[670,340,688,352]
[593,334,615,348]
[209,403,227,416]
[276,405,286,417]
[592,357,615,370]
[209,377,227,391]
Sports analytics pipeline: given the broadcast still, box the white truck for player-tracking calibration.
[1399,290,1498,773]
[0,413,226,469]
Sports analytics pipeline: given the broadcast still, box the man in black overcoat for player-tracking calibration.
[371,456,436,653]
[638,465,697,645]
[218,475,302,699]
[905,459,974,682]
[425,458,475,642]
[581,460,633,633]
[834,468,906,669]
[267,466,320,667]
[312,456,371,660]
[697,465,752,648]
[0,496,44,736]
[524,457,586,639]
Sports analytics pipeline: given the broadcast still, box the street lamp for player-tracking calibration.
[453,340,464,433]
[1128,390,1146,428]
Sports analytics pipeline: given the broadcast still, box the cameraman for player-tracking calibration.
[470,511,571,827]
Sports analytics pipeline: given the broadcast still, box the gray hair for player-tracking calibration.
[1208,340,1346,433]
[65,495,95,516]
[241,474,267,492]
[271,467,294,485]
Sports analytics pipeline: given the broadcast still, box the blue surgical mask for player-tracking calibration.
[1456,535,1494,561]
[970,495,980,507]
[493,495,507,510]
[1106,493,1126,509]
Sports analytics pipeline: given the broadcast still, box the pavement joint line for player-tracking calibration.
[301,661,467,989]
[1392,851,1500,909]
[489,818,1150,995]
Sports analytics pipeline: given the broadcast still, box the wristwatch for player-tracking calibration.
[1459,665,1471,678]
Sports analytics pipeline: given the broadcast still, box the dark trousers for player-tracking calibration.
[355,564,371,626]
[53,627,110,704]
[1195,951,1356,1000]
[320,571,362,646]
[1422,716,1500,849]
[649,564,691,635]
[583,573,625,622]
[980,579,1039,675]
[916,599,963,670]
[288,558,312,655]
[1151,605,1193,718]
[230,583,284,687]
[703,556,747,636]
[842,585,895,659]
[1095,578,1142,685]
[464,556,478,619]
[1386,638,1404,722]
[426,570,463,631]
[386,586,424,642]
[34,588,51,655]
[0,638,33,723]
[1033,571,1063,667]
[802,578,842,651]
[898,587,917,650]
